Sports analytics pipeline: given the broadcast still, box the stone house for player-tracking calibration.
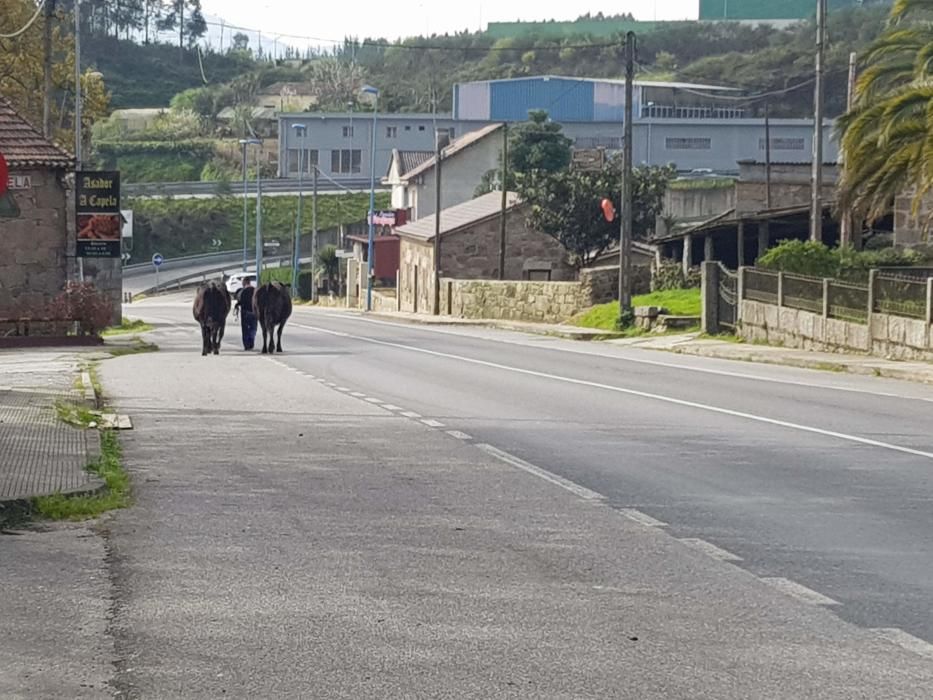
[395,191,574,314]
[892,190,933,248]
[400,123,505,221]
[735,160,838,213]
[0,98,74,320]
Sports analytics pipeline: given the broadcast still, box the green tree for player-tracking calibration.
[317,245,340,293]
[518,161,675,265]
[837,0,933,222]
[509,109,573,175]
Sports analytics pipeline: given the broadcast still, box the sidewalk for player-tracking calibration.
[0,350,102,512]
[362,310,933,385]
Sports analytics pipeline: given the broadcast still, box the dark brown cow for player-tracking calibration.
[253,281,293,354]
[192,282,231,356]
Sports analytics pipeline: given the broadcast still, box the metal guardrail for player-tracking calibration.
[124,250,244,274]
[123,177,381,198]
[134,255,302,296]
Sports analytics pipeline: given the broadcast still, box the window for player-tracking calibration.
[342,126,354,138]
[759,137,805,151]
[287,149,319,174]
[665,137,712,150]
[386,126,398,138]
[447,128,455,139]
[404,125,412,131]
[418,125,426,131]
[331,149,362,174]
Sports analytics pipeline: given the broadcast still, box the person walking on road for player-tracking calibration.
[234,276,258,350]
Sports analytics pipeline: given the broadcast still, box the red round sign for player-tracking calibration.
[0,153,8,197]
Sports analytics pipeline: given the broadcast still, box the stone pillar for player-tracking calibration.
[737,220,746,268]
[701,261,720,335]
[757,221,770,262]
[704,235,715,262]
[682,234,693,277]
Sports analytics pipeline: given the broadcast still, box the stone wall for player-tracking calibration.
[0,168,69,318]
[398,238,435,313]
[740,299,933,361]
[443,279,590,323]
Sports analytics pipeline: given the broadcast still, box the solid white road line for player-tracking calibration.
[293,313,933,404]
[475,443,604,502]
[618,508,668,528]
[760,577,840,606]
[678,538,743,562]
[294,323,933,462]
[872,628,933,660]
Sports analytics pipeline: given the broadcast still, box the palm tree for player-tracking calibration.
[837,0,933,223]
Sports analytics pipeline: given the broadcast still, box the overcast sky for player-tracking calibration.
[199,1,701,47]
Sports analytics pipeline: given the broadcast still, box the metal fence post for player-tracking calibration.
[926,277,933,326]
[777,271,785,308]
[396,269,401,312]
[822,278,830,318]
[701,261,720,335]
[736,266,746,324]
[867,269,877,322]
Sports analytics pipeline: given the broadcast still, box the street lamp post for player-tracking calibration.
[238,138,262,273]
[291,123,307,296]
[255,143,263,283]
[361,85,379,312]
[645,101,654,165]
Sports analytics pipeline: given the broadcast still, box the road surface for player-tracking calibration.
[19,292,925,697]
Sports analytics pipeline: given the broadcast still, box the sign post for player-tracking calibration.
[0,152,8,197]
[76,171,121,258]
[152,253,163,290]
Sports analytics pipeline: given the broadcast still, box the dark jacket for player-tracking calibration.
[236,286,256,314]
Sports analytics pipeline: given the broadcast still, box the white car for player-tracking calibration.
[225,272,255,295]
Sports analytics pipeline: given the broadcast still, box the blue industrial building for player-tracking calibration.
[278,75,837,182]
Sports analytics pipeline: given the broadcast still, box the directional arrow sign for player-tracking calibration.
[152,253,164,267]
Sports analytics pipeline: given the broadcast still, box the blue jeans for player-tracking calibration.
[241,311,257,350]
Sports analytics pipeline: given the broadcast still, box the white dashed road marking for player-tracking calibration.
[401,411,422,419]
[475,443,604,502]
[446,430,472,441]
[760,577,840,606]
[421,419,445,428]
[678,538,743,562]
[618,509,668,528]
[872,628,933,660]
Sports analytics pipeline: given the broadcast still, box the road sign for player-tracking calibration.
[571,149,606,172]
[76,170,121,258]
[152,253,164,267]
[121,209,133,238]
[121,252,131,263]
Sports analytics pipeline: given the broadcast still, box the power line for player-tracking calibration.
[0,0,47,39]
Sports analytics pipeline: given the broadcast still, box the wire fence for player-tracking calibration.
[875,274,928,320]
[741,267,931,325]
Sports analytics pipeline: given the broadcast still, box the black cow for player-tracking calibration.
[192,282,231,356]
[253,281,293,354]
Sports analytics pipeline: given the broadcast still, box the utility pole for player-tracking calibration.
[765,101,772,209]
[618,31,636,326]
[840,51,858,248]
[810,0,827,243]
[42,0,56,138]
[433,129,447,315]
[498,122,509,280]
[255,145,263,284]
[74,0,83,282]
[311,164,318,302]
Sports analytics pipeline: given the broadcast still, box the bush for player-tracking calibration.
[48,282,112,336]
[757,240,838,278]
[260,267,294,285]
[758,240,928,282]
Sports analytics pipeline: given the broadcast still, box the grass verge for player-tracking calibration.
[108,338,159,357]
[33,430,131,520]
[102,318,153,336]
[573,289,702,331]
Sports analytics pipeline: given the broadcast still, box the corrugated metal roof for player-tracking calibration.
[396,191,520,242]
[401,123,503,182]
[457,75,739,92]
[0,98,73,169]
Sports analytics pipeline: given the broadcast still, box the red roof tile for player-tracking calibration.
[0,97,73,169]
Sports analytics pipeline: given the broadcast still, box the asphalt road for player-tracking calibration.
[85,295,933,697]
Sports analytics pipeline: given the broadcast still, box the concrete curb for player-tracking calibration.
[362,311,627,342]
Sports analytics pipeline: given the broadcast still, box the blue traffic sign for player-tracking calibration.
[152,253,164,267]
